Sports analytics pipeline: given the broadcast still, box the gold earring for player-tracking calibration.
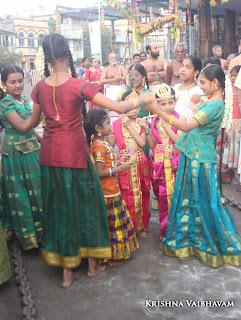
[142,79,145,86]
[194,76,197,84]
[97,131,102,137]
[214,85,218,90]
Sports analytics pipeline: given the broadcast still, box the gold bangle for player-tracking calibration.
[169,115,175,126]
[132,98,139,109]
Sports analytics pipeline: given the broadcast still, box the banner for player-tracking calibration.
[89,20,101,59]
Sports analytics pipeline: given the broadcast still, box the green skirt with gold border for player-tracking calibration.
[0,222,11,285]
[0,146,42,250]
[161,153,241,268]
[40,156,111,269]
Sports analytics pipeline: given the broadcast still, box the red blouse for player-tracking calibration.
[31,78,101,168]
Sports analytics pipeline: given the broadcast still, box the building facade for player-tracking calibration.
[0,17,49,70]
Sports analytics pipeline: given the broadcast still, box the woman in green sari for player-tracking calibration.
[0,65,42,250]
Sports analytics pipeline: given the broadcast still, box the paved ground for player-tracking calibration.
[1,83,241,320]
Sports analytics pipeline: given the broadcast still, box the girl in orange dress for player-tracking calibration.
[85,109,139,267]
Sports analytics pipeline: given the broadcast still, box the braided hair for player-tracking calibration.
[41,34,88,117]
[128,63,149,89]
[84,109,109,145]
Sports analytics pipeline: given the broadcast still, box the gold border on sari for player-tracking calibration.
[161,243,241,268]
[42,247,112,269]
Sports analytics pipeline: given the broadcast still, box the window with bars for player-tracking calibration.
[28,33,35,48]
[19,32,25,47]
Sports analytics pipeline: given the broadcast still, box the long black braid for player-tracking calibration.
[43,54,50,78]
[42,34,88,120]
[145,74,149,89]
[66,48,77,78]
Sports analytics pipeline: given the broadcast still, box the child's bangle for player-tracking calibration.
[145,128,150,135]
[109,168,114,177]
[169,115,175,126]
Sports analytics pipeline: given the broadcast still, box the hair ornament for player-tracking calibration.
[155,83,175,101]
[220,75,233,130]
[36,47,45,76]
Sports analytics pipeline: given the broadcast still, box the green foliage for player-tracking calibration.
[101,27,119,64]
[47,17,56,34]
[75,57,83,67]
[170,23,176,41]
[0,46,22,70]
[137,34,144,43]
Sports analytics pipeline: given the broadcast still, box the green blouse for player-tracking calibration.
[175,100,225,163]
[0,96,39,155]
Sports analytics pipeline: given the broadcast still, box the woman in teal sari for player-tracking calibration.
[145,64,241,267]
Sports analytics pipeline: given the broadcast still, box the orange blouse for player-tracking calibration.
[91,140,120,198]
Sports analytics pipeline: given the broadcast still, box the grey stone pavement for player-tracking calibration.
[1,83,241,320]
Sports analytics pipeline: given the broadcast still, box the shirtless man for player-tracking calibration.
[166,43,186,86]
[100,52,127,94]
[141,43,168,94]
[228,36,241,76]
[212,45,228,73]
[100,52,127,121]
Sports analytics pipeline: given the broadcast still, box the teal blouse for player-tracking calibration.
[175,100,225,163]
[0,96,39,155]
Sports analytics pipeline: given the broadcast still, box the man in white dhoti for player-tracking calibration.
[100,53,127,123]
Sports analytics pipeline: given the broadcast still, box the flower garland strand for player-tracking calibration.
[220,74,233,130]
[36,47,45,76]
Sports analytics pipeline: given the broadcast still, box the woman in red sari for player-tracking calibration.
[85,58,104,109]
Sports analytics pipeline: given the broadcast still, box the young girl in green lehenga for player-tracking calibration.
[143,64,241,268]
[0,65,42,250]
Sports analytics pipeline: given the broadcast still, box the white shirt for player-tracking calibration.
[173,83,203,121]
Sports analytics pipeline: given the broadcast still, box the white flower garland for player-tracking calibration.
[0,82,5,92]
[36,47,45,76]
[220,75,233,130]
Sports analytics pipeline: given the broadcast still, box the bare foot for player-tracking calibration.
[87,264,106,277]
[235,185,241,192]
[231,178,239,186]
[61,269,81,288]
[107,260,123,267]
[138,230,147,238]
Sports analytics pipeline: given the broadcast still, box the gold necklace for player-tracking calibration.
[94,139,116,168]
[176,82,196,101]
[179,82,195,91]
[6,94,25,105]
[207,94,223,101]
[121,121,141,143]
[159,118,172,139]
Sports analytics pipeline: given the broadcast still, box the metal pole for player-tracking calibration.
[98,0,102,65]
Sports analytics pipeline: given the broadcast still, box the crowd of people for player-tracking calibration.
[1,32,241,289]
